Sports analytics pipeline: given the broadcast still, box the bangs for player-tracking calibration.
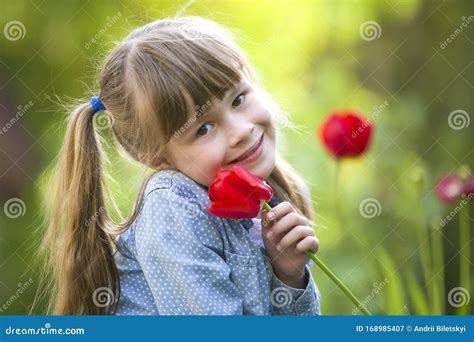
[126,31,250,142]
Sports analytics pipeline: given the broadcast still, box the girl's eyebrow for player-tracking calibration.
[215,80,246,106]
[193,81,245,121]
[179,81,247,139]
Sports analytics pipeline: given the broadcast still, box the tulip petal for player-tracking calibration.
[207,166,274,219]
[436,175,464,204]
[232,166,273,201]
[208,199,261,219]
[209,172,254,201]
[462,177,474,196]
[319,111,373,158]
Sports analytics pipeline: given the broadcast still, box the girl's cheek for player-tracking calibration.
[262,107,274,131]
[266,115,276,139]
[203,144,226,168]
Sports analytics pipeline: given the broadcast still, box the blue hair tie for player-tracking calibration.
[90,96,106,113]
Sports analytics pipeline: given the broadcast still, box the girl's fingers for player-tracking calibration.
[268,212,310,238]
[266,201,294,221]
[276,225,315,252]
[295,235,320,254]
[261,210,275,231]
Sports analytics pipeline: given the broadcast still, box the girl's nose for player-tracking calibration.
[227,116,255,148]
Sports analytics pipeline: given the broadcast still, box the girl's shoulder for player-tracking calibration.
[131,169,224,253]
[145,169,208,197]
[141,169,212,213]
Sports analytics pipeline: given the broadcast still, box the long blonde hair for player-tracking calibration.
[39,16,313,315]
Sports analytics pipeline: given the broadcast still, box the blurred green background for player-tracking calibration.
[0,0,473,315]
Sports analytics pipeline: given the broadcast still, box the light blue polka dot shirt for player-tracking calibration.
[113,170,321,315]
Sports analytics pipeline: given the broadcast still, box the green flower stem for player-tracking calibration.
[414,172,434,312]
[333,162,378,283]
[262,202,272,212]
[333,162,376,313]
[458,204,470,315]
[304,251,371,315]
[262,201,371,315]
[431,219,445,314]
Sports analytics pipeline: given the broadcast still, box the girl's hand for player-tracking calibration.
[261,201,319,288]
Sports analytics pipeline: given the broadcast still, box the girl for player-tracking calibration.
[41,16,321,315]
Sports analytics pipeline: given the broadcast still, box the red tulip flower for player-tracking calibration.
[320,111,373,158]
[436,174,474,205]
[208,166,273,219]
[435,175,464,204]
[462,177,474,197]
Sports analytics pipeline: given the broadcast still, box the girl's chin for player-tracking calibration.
[248,156,275,179]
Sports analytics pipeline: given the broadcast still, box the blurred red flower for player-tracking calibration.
[462,177,474,197]
[435,175,466,204]
[319,111,373,158]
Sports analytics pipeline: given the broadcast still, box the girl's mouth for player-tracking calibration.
[230,133,264,165]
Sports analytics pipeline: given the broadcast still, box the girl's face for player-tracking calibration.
[163,80,276,187]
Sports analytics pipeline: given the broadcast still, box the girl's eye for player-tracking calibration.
[196,122,213,137]
[232,93,246,108]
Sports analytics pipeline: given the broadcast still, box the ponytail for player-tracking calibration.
[41,101,119,314]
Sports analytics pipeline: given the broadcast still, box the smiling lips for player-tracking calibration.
[230,134,264,164]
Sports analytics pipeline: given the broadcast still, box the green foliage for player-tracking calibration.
[0,0,472,315]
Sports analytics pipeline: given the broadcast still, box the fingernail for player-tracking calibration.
[276,244,282,251]
[267,230,273,239]
[267,212,274,220]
